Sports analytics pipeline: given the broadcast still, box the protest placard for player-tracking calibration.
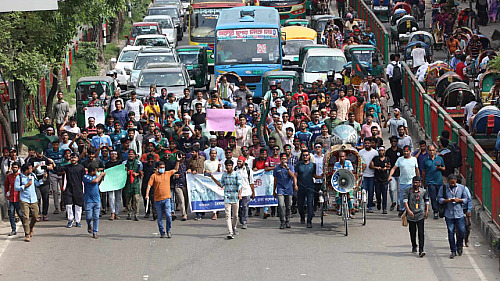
[206,109,235,132]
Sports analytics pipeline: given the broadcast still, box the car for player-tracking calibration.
[153,0,186,14]
[125,47,180,82]
[147,5,185,40]
[300,48,345,89]
[128,63,194,99]
[112,46,143,88]
[143,15,177,46]
[133,34,172,47]
[125,22,162,45]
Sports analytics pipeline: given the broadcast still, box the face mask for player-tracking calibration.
[158,168,165,174]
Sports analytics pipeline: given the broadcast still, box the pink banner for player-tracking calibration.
[206,109,235,132]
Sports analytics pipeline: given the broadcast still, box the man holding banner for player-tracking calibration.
[209,159,242,240]
[146,157,181,239]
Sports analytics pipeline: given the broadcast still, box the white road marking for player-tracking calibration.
[0,222,21,260]
[464,247,488,281]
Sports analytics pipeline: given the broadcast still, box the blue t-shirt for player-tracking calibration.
[91,135,112,149]
[422,155,444,185]
[83,175,101,203]
[109,131,128,151]
[273,165,294,195]
[295,131,313,148]
[412,150,428,176]
[46,148,64,166]
[295,161,316,191]
[308,120,325,145]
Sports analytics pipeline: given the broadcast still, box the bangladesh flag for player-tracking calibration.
[350,54,369,78]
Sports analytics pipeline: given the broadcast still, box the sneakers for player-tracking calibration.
[280,223,285,229]
[419,251,426,258]
[8,230,16,236]
[167,232,172,238]
[412,247,417,253]
[75,222,82,227]
[87,224,92,234]
[144,213,150,219]
[457,247,463,256]
[66,220,74,228]
[194,216,201,221]
[227,234,234,239]
[300,218,305,224]
[433,213,438,219]
[127,214,132,220]
[382,210,388,214]
[367,209,374,213]
[160,234,166,238]
[285,222,291,228]
[307,222,312,228]
[242,224,248,229]
[134,215,139,221]
[390,202,396,211]
[449,252,456,259]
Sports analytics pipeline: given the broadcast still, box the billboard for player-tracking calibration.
[0,0,58,12]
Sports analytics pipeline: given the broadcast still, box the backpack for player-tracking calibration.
[392,62,402,81]
[449,141,462,168]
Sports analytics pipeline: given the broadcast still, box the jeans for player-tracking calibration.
[445,216,466,253]
[108,189,122,215]
[297,189,314,223]
[225,202,239,234]
[363,177,375,209]
[399,184,412,211]
[375,182,388,210]
[277,194,292,223]
[85,202,100,233]
[238,196,251,225]
[427,184,442,213]
[49,173,61,210]
[389,176,400,204]
[409,219,425,252]
[337,2,345,18]
[155,198,172,235]
[8,202,22,232]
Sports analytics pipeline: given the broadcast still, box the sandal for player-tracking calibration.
[43,217,50,221]
[109,214,115,221]
[53,209,59,215]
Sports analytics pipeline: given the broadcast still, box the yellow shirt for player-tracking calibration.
[145,104,160,123]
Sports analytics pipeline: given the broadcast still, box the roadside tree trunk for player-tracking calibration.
[45,68,59,119]
[14,78,24,151]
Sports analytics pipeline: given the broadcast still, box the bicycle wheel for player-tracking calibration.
[342,194,348,236]
[362,189,367,226]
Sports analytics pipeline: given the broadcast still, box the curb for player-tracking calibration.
[472,199,500,255]
[0,194,7,221]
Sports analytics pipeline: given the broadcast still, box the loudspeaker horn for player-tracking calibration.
[331,169,356,193]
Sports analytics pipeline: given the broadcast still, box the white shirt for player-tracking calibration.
[235,124,252,147]
[125,99,144,117]
[203,159,220,173]
[313,153,324,183]
[416,63,429,82]
[359,148,378,178]
[283,121,295,135]
[464,101,477,125]
[191,98,208,113]
[363,82,379,97]
[64,125,80,134]
[386,61,401,78]
[411,48,426,67]
[236,164,254,197]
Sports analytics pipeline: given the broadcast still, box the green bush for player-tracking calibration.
[76,42,99,70]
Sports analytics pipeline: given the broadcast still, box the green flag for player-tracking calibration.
[351,54,369,78]
[99,164,127,192]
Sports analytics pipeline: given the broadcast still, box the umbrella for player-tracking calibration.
[424,61,452,81]
[19,133,59,153]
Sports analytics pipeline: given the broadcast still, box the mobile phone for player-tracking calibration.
[204,172,210,177]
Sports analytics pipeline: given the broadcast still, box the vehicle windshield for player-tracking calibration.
[138,71,186,87]
[149,8,178,17]
[119,50,139,62]
[263,78,296,93]
[131,25,160,38]
[352,50,374,63]
[315,20,327,32]
[134,37,169,47]
[145,18,173,29]
[178,52,199,65]
[190,10,219,41]
[154,0,180,5]
[133,55,176,70]
[216,29,281,65]
[283,39,314,56]
[305,55,346,72]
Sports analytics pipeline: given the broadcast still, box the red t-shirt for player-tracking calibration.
[253,159,267,170]
[455,62,466,80]
[346,95,357,104]
[292,92,309,101]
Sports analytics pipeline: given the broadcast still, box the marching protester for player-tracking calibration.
[404,176,429,257]
[146,157,180,239]
[389,146,419,217]
[273,153,296,229]
[209,160,242,239]
[235,156,255,229]
[5,162,22,236]
[83,166,106,238]
[15,163,44,242]
[295,150,320,228]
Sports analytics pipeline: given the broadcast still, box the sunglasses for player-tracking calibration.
[273,148,280,150]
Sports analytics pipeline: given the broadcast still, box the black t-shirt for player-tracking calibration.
[141,161,157,185]
[105,160,122,169]
[28,156,50,181]
[179,98,192,115]
[385,147,403,177]
[192,112,206,126]
[81,158,104,170]
[39,124,53,134]
[372,156,391,183]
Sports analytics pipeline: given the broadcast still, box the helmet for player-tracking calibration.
[269,81,277,86]
[106,70,114,76]
[346,13,353,18]
[327,71,334,77]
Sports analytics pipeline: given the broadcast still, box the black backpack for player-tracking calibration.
[392,62,402,81]
[449,141,462,168]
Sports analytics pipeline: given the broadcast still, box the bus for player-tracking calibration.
[215,6,282,99]
[188,0,246,68]
[259,0,306,24]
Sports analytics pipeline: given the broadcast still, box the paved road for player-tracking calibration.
[1,12,499,281]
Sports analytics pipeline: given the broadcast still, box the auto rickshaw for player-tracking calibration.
[408,31,434,46]
[262,71,300,96]
[392,2,412,14]
[373,0,391,22]
[311,15,343,44]
[283,19,312,28]
[75,76,118,128]
[298,44,329,67]
[479,70,500,102]
[435,72,462,99]
[423,61,452,98]
[175,45,211,90]
[392,15,419,51]
[441,81,474,121]
[282,26,318,68]
[342,61,371,87]
[344,45,377,71]
[471,106,500,137]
